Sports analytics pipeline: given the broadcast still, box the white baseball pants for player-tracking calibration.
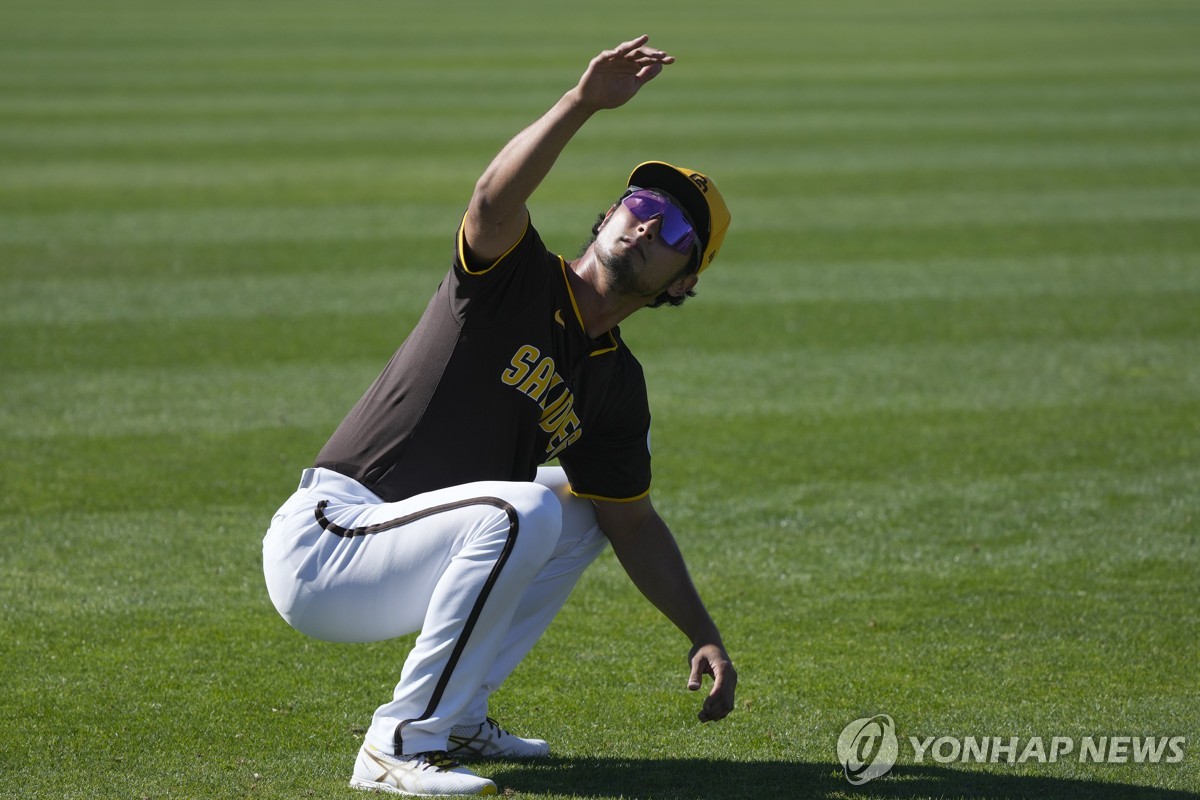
[262,465,608,755]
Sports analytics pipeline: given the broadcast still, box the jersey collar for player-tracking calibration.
[557,256,619,357]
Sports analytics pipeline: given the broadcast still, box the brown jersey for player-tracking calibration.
[314,219,652,504]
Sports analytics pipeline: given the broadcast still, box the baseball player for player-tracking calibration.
[262,35,736,797]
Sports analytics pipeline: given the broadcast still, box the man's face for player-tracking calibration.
[592,192,695,299]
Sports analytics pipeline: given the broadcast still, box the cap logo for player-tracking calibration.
[688,173,709,193]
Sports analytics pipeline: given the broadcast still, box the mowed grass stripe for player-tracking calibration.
[2,139,1197,191]
[5,267,438,324]
[7,141,1193,183]
[2,362,381,438]
[701,252,1200,304]
[658,399,1199,481]
[646,339,1200,416]
[5,283,1197,373]
[9,251,1200,325]
[4,109,1193,161]
[4,28,1195,85]
[3,187,1197,245]
[5,336,1197,440]
[5,393,1194,515]
[0,202,464,245]
[2,213,1196,282]
[5,77,1199,119]
[5,102,1198,146]
[0,239,449,282]
[5,146,1198,218]
[1,426,319,515]
[0,157,486,194]
[656,464,1199,559]
[0,109,549,149]
[8,464,1192,645]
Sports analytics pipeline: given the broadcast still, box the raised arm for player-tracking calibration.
[593,495,737,723]
[463,35,675,264]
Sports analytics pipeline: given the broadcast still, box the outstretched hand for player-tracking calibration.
[688,643,738,723]
[575,35,675,111]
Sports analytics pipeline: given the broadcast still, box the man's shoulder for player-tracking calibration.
[447,219,562,324]
[454,216,555,279]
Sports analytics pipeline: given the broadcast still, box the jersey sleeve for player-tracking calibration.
[455,212,530,277]
[557,351,653,502]
[449,214,553,327]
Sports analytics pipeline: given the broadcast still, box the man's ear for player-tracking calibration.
[668,274,699,298]
[597,203,618,230]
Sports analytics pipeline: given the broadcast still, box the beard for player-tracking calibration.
[597,247,642,295]
[595,241,660,298]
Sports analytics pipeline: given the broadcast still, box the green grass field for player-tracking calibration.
[2,1,1198,798]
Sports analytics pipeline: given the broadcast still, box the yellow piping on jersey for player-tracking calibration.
[589,334,618,357]
[457,214,529,276]
[568,486,651,503]
[558,255,586,328]
[556,256,619,356]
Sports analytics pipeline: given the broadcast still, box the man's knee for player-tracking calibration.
[535,466,599,536]
[503,482,563,556]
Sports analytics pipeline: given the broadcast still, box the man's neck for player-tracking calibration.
[566,252,647,339]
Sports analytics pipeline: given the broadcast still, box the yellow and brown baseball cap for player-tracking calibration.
[627,161,731,274]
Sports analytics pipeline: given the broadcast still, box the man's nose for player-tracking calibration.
[639,215,663,240]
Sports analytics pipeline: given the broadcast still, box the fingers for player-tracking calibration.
[698,671,736,722]
[699,689,735,723]
[687,659,703,692]
[599,35,675,70]
[576,36,673,110]
[635,63,665,84]
[613,34,650,55]
[689,647,737,723]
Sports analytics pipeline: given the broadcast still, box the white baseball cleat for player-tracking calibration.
[350,742,497,796]
[447,717,550,759]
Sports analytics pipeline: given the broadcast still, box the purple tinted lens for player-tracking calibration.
[622,192,696,254]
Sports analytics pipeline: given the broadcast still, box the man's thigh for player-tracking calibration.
[264,469,561,643]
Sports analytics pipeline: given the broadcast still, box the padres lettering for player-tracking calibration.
[501,345,582,458]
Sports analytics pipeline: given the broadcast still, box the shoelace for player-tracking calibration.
[419,751,462,771]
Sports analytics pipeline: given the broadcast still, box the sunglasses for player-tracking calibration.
[620,188,697,255]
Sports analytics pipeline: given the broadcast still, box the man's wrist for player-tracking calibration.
[562,85,603,117]
[689,632,726,655]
